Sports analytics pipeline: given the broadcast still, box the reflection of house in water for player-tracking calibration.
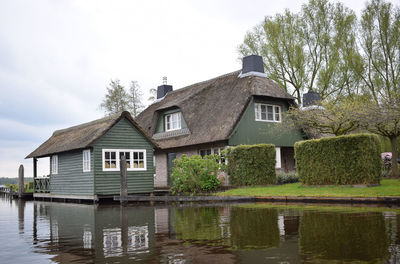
[31,202,156,263]
[18,200,398,263]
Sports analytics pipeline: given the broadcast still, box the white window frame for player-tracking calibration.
[51,155,58,174]
[83,149,91,172]
[165,112,181,132]
[102,149,147,172]
[255,103,282,122]
[275,147,281,169]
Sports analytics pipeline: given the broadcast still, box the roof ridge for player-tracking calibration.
[53,114,119,136]
[165,70,241,97]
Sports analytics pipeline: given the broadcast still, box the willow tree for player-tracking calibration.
[355,0,400,177]
[239,0,362,104]
[358,0,400,104]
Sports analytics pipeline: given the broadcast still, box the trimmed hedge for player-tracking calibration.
[226,144,276,186]
[295,134,382,185]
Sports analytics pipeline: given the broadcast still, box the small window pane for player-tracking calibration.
[261,112,267,120]
[134,152,138,159]
[111,152,116,159]
[139,152,143,159]
[267,106,273,120]
[105,152,110,159]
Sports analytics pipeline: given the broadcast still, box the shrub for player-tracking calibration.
[295,134,382,185]
[381,152,392,178]
[276,171,299,184]
[170,154,221,194]
[226,144,276,186]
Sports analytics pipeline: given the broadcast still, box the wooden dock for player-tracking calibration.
[0,186,33,199]
[114,194,400,205]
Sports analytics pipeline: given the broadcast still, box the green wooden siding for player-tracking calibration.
[93,118,155,195]
[155,108,188,133]
[50,149,94,195]
[229,97,304,147]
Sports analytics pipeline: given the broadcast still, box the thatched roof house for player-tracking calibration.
[26,111,158,201]
[136,55,304,187]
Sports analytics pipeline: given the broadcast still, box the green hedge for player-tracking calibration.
[226,144,276,186]
[295,134,381,185]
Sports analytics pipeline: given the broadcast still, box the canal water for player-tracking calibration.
[0,194,399,263]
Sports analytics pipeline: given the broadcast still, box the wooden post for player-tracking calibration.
[18,165,24,198]
[18,199,25,233]
[120,205,128,254]
[120,155,128,205]
[33,158,37,193]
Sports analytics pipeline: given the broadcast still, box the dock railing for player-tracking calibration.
[34,178,50,193]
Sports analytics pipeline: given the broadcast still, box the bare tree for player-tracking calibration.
[127,81,144,117]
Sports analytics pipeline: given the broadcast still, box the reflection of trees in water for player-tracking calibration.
[173,206,280,250]
[299,211,390,262]
[230,207,279,250]
[173,207,225,243]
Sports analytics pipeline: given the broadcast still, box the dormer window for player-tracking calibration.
[165,112,181,131]
[255,103,281,122]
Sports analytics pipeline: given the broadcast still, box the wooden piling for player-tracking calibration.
[120,155,128,205]
[18,165,24,198]
[120,205,128,254]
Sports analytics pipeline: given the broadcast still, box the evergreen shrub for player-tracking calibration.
[226,144,276,186]
[295,134,382,185]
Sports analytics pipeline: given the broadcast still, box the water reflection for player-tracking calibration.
[2,196,400,263]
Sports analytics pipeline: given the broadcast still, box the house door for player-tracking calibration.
[167,153,176,186]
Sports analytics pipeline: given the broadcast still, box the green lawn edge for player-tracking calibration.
[216,179,400,197]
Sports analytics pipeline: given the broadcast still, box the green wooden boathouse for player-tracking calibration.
[26,111,158,202]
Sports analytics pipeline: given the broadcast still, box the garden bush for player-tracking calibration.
[226,144,276,186]
[170,154,221,194]
[276,171,299,184]
[295,134,382,185]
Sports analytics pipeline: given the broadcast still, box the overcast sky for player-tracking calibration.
[0,0,391,178]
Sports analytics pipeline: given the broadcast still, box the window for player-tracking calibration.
[51,155,58,174]
[104,150,118,170]
[83,149,91,172]
[102,149,146,171]
[255,103,281,122]
[165,112,181,131]
[199,148,226,164]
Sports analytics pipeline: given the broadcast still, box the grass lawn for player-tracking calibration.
[217,179,400,197]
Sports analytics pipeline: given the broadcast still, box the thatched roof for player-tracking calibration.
[26,111,158,158]
[135,70,294,149]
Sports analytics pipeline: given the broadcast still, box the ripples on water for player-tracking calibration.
[0,193,399,263]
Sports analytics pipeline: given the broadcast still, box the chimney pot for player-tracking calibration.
[157,84,173,99]
[242,55,264,74]
[303,91,321,107]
